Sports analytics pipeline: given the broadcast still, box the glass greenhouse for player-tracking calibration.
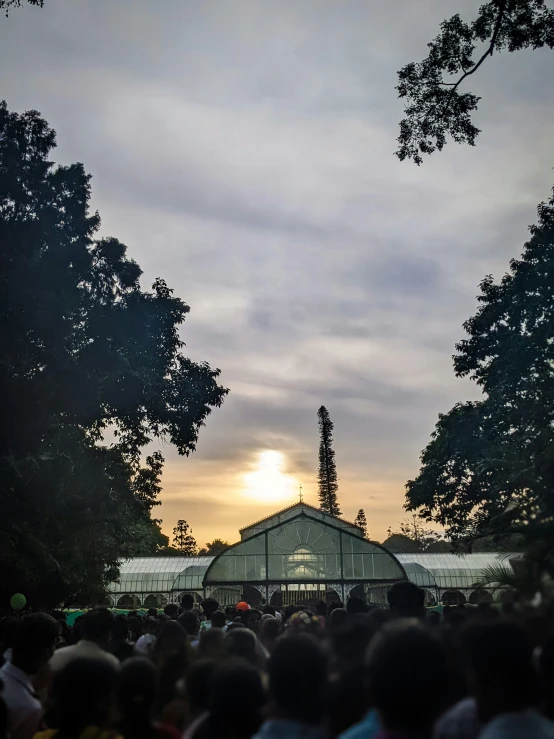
[105,503,515,607]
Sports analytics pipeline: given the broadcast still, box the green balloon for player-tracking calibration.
[10,593,26,611]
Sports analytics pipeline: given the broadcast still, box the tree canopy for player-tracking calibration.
[172,520,198,555]
[317,406,341,517]
[406,188,554,566]
[198,539,230,556]
[396,0,554,164]
[0,101,228,607]
[354,509,368,538]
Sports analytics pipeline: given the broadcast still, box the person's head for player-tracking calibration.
[82,608,114,644]
[187,659,217,718]
[332,616,375,672]
[463,619,537,721]
[147,608,158,619]
[346,597,367,615]
[111,615,129,642]
[127,616,142,641]
[225,606,237,621]
[164,603,179,620]
[143,617,158,636]
[181,593,195,611]
[116,657,157,736]
[54,658,117,739]
[262,605,276,617]
[152,621,193,710]
[365,619,449,734]
[259,617,280,653]
[12,612,59,674]
[268,634,327,725]
[210,610,226,629]
[224,627,258,667]
[387,581,425,620]
[426,610,441,628]
[327,608,348,631]
[203,661,265,739]
[197,628,226,661]
[177,610,200,638]
[201,598,219,620]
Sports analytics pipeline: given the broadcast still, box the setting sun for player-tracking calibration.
[242,450,298,504]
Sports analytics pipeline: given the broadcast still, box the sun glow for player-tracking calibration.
[243,450,298,503]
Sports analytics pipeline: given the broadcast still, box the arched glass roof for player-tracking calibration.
[395,553,515,590]
[108,557,214,594]
[204,512,405,585]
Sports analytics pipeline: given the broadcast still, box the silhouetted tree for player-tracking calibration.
[1,0,43,14]
[317,406,341,517]
[354,509,368,538]
[0,101,228,606]
[198,539,230,556]
[396,1,554,164]
[406,188,554,568]
[172,520,198,555]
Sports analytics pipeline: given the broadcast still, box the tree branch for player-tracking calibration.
[438,0,508,119]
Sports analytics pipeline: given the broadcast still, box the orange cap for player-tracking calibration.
[236,601,251,611]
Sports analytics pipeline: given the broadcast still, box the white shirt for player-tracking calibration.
[134,633,156,654]
[49,639,119,672]
[0,661,43,739]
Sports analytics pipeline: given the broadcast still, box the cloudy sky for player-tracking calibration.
[2,0,553,547]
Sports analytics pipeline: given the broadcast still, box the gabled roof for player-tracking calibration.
[239,501,362,533]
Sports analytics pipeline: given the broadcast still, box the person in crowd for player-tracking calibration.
[254,634,327,739]
[147,608,158,619]
[115,657,180,739]
[195,661,265,739]
[259,617,280,654]
[0,613,59,739]
[198,600,219,633]
[163,605,179,621]
[127,617,143,644]
[151,621,193,723]
[463,620,554,739]
[49,609,118,672]
[366,620,450,739]
[0,617,19,666]
[386,581,426,620]
[110,615,134,663]
[196,629,226,662]
[180,595,195,612]
[327,608,348,631]
[182,660,216,739]
[135,618,158,656]
[209,611,226,631]
[224,628,263,669]
[35,657,118,739]
[177,612,200,645]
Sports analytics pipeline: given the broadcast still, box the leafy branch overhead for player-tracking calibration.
[396,0,554,164]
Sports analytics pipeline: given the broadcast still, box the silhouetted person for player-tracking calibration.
[387,581,426,620]
[110,615,134,662]
[196,661,265,739]
[36,657,117,739]
[464,620,554,738]
[181,594,195,612]
[210,610,226,630]
[50,608,118,672]
[254,634,327,739]
[365,620,449,739]
[116,657,180,739]
[164,604,179,621]
[0,613,59,739]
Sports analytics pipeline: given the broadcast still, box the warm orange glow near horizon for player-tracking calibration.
[242,449,299,504]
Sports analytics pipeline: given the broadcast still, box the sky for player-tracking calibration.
[2,0,553,547]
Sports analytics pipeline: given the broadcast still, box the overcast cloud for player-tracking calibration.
[2,0,553,544]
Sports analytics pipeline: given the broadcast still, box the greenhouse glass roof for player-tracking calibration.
[204,511,406,585]
[395,553,515,590]
[108,557,214,594]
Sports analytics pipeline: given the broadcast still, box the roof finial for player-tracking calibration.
[299,483,303,503]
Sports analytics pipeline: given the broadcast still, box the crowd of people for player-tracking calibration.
[1,582,554,739]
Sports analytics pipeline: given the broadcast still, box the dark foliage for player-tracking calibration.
[0,101,228,606]
[317,406,341,517]
[396,0,554,164]
[406,188,554,568]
